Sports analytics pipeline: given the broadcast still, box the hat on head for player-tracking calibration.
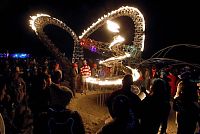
[15,66,23,74]
[15,66,20,72]
[178,71,191,80]
[93,64,97,67]
[73,63,78,67]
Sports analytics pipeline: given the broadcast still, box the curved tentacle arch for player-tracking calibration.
[79,6,145,53]
[29,14,82,66]
[79,6,145,85]
[138,57,200,69]
[150,44,200,58]
[136,44,200,70]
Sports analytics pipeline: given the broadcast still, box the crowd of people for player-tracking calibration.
[0,56,199,134]
[97,72,199,134]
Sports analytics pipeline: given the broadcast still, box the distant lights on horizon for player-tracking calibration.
[0,53,30,58]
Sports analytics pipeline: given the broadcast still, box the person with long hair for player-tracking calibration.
[140,78,171,134]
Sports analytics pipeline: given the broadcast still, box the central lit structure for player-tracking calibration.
[29,6,145,86]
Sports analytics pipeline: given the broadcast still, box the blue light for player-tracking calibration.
[90,46,97,53]
[10,53,30,58]
[19,54,27,58]
[0,53,9,58]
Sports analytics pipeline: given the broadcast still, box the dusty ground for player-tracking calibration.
[68,91,110,134]
[68,90,178,134]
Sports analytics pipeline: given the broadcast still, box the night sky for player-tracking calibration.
[1,0,200,64]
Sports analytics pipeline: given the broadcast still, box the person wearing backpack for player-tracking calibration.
[97,74,141,134]
[96,94,140,134]
[46,75,85,134]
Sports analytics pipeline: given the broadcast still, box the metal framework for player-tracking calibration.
[29,14,83,65]
[29,6,145,85]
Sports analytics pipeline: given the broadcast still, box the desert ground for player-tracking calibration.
[68,90,179,134]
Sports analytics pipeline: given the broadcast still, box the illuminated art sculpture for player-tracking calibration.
[29,6,145,86]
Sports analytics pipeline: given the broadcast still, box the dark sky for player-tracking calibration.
[1,0,200,64]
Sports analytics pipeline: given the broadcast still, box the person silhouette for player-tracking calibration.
[97,74,141,134]
[173,71,199,134]
[140,78,173,134]
[106,74,141,118]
